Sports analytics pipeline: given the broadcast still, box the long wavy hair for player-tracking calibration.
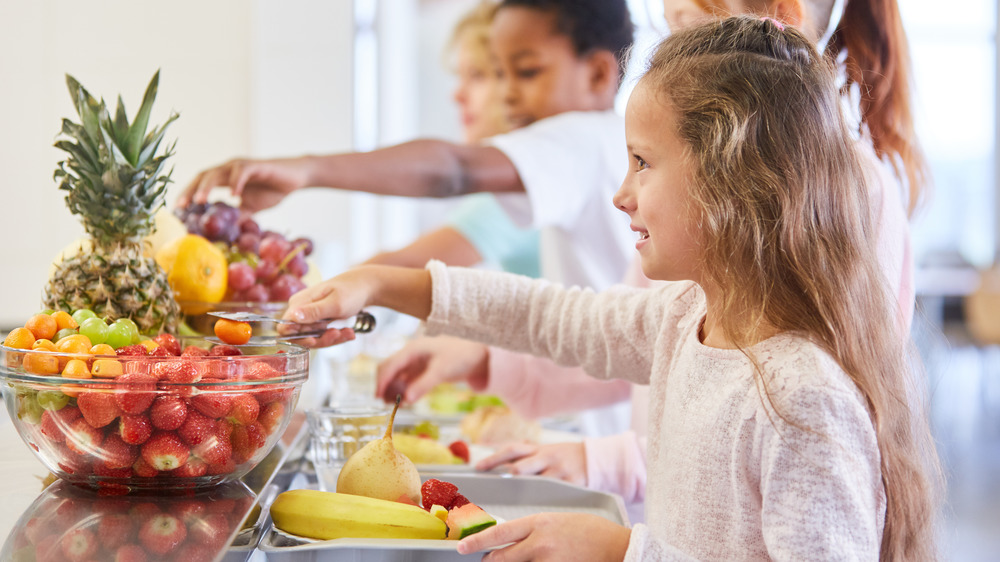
[643,17,941,560]
[686,0,928,215]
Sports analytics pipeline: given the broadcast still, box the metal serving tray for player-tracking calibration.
[258,472,630,561]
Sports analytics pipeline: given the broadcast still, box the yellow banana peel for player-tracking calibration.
[270,489,447,540]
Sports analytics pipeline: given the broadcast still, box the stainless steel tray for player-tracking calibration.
[258,472,629,561]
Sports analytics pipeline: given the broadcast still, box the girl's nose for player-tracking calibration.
[613,177,635,213]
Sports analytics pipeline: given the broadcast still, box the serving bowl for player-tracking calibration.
[0,337,307,491]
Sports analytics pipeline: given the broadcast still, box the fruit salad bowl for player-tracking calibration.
[0,337,307,492]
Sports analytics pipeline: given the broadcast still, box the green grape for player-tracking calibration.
[116,318,140,344]
[40,309,55,315]
[79,317,110,345]
[37,390,70,411]
[71,309,98,325]
[105,320,133,349]
[54,328,78,342]
[17,394,42,424]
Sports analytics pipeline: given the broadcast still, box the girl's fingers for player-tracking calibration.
[475,443,538,471]
[457,519,531,555]
[508,454,552,476]
[375,348,419,398]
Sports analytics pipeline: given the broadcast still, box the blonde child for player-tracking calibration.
[288,16,940,560]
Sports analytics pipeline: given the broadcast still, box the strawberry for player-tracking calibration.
[93,463,133,479]
[245,420,267,449]
[193,433,233,466]
[132,456,159,478]
[174,499,207,522]
[209,344,242,357]
[190,393,233,419]
[119,414,153,445]
[114,372,156,414]
[138,513,187,555]
[448,440,470,463]
[188,512,231,546]
[153,361,200,384]
[34,535,59,562]
[228,394,260,424]
[229,425,254,465]
[170,543,218,562]
[141,432,189,471]
[101,434,138,469]
[77,391,120,428]
[153,333,182,356]
[172,456,207,478]
[245,361,279,380]
[129,502,161,519]
[148,345,171,357]
[113,544,147,562]
[59,528,98,562]
[149,396,187,430]
[56,443,93,475]
[205,456,236,476]
[259,401,285,435]
[116,344,148,357]
[420,479,459,511]
[178,410,216,445]
[65,417,104,456]
[24,516,51,544]
[254,384,293,405]
[98,513,134,551]
[182,345,210,357]
[40,406,81,443]
[449,493,470,510]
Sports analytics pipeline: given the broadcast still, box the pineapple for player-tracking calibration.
[44,71,182,335]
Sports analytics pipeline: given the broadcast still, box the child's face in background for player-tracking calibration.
[490,7,607,128]
[452,39,506,143]
[614,81,702,283]
[662,0,752,32]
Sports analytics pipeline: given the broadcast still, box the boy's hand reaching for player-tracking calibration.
[475,442,587,486]
[178,156,313,212]
[375,336,490,404]
[456,513,631,561]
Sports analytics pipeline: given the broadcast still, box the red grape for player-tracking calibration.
[239,218,261,235]
[184,214,203,236]
[228,262,256,291]
[243,284,269,303]
[236,232,261,254]
[269,274,306,301]
[200,212,227,241]
[255,260,279,283]
[286,252,308,277]
[291,237,314,257]
[259,236,291,264]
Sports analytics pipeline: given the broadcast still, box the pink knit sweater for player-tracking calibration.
[425,262,885,560]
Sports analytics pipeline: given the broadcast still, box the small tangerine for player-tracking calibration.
[51,311,79,331]
[23,352,60,375]
[4,327,36,350]
[214,318,252,345]
[55,334,93,355]
[91,358,124,378]
[25,314,58,341]
[62,358,91,379]
[89,343,116,356]
[32,339,57,352]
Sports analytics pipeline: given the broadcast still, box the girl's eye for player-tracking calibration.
[516,68,541,79]
[633,155,648,171]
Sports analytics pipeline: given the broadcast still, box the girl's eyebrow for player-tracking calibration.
[510,50,539,63]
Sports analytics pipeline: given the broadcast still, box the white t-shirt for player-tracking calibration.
[487,110,633,291]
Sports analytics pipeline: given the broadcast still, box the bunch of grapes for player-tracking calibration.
[176,202,314,302]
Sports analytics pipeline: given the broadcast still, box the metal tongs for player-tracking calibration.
[207,310,377,340]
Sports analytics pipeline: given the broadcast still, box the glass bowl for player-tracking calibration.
[0,337,307,492]
[178,300,288,338]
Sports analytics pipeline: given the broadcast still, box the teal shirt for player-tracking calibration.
[447,194,541,278]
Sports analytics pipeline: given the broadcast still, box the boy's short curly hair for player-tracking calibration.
[499,0,634,77]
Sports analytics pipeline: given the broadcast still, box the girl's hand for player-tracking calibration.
[375,336,490,404]
[179,157,312,212]
[457,513,631,561]
[475,442,587,486]
[281,268,380,348]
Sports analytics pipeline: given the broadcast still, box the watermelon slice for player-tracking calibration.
[445,502,497,540]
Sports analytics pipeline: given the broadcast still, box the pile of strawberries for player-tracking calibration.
[420,478,471,511]
[9,334,300,489]
[8,481,254,562]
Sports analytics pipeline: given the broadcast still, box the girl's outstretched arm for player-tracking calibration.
[281,265,432,347]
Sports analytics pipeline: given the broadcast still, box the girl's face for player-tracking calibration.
[490,7,602,128]
[614,81,703,282]
[452,41,505,143]
[661,0,752,32]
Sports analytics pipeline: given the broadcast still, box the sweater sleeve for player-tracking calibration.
[424,262,677,385]
[484,347,633,419]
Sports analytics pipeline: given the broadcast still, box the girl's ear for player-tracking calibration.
[772,0,806,31]
[586,50,620,99]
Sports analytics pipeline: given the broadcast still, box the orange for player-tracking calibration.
[62,358,91,379]
[51,311,79,331]
[214,318,252,345]
[25,314,58,341]
[4,327,36,350]
[55,334,93,355]
[157,234,228,313]
[92,358,124,378]
[23,352,60,375]
[89,343,116,356]
[32,339,57,352]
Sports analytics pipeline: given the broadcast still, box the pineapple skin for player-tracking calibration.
[45,242,180,335]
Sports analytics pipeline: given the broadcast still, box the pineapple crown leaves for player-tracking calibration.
[53,70,179,244]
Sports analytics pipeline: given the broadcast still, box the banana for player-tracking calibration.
[270,489,447,540]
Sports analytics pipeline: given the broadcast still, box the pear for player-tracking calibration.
[336,395,422,504]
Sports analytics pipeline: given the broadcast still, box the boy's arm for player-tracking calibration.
[179,140,523,211]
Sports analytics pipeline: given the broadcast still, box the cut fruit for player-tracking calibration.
[429,504,449,523]
[445,502,497,540]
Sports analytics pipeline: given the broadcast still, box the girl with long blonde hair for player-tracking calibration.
[286,16,941,561]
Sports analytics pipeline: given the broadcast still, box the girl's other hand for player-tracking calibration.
[475,442,587,486]
[179,157,312,212]
[375,336,489,404]
[456,513,631,561]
